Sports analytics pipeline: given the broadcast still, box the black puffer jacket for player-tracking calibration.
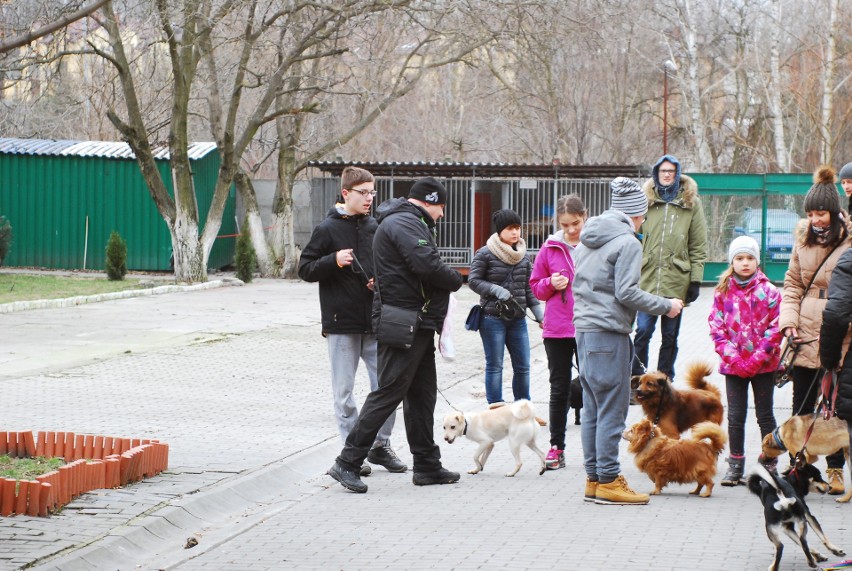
[468,244,540,318]
[820,247,852,420]
[372,198,463,332]
[298,206,376,335]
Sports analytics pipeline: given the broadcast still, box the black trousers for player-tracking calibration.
[791,365,845,469]
[337,330,442,473]
[543,337,577,450]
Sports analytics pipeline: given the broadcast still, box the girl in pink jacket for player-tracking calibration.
[530,194,587,470]
[708,236,782,485]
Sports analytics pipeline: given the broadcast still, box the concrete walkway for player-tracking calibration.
[0,279,847,571]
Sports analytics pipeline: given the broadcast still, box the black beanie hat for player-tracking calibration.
[408,177,447,205]
[803,166,840,214]
[492,209,522,234]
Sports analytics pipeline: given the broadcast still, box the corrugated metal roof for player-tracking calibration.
[0,137,217,160]
[307,160,651,179]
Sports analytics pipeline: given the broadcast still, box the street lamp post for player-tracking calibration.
[663,70,669,155]
[662,60,677,156]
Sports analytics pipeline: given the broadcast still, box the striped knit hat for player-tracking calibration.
[610,177,647,217]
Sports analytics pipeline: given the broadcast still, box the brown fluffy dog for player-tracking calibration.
[630,361,724,439]
[623,418,727,497]
[761,414,852,503]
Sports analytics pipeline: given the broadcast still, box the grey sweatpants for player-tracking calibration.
[327,333,395,447]
[577,331,632,483]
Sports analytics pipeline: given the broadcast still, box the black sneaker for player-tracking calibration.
[412,467,460,486]
[367,445,408,473]
[328,461,368,493]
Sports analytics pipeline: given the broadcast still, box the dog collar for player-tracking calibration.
[463,419,468,436]
[771,427,787,451]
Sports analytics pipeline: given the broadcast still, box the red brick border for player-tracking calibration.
[0,431,169,517]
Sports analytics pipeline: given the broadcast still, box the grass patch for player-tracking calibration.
[0,455,65,481]
[0,274,145,304]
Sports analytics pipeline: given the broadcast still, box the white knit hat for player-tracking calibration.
[728,236,760,264]
[610,177,647,217]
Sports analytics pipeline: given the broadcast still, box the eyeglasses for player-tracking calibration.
[347,188,377,197]
[659,169,677,175]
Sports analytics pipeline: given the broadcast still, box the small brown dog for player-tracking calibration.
[761,414,851,503]
[623,418,727,497]
[630,361,724,439]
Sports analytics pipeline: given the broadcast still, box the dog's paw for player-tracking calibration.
[467,468,481,475]
[539,467,545,476]
[831,548,846,557]
[504,472,516,477]
[811,551,827,562]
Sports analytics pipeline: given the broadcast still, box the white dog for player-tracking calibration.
[442,400,546,477]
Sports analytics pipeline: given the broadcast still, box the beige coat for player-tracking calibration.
[780,221,852,368]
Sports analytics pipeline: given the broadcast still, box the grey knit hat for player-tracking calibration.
[610,177,647,217]
[803,166,840,214]
[728,236,760,264]
[839,162,852,182]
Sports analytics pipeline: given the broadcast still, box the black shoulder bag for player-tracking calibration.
[372,255,427,350]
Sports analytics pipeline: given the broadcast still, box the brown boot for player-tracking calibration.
[827,468,845,495]
[594,475,649,505]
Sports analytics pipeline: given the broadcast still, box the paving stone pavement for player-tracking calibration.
[1,279,850,571]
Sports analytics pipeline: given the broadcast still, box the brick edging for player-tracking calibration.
[0,430,169,517]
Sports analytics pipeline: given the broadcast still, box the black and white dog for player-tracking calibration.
[747,463,845,571]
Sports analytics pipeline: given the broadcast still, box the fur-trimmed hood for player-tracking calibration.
[642,174,700,209]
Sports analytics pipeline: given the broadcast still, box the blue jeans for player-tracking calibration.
[479,315,531,404]
[632,311,682,378]
[577,331,632,482]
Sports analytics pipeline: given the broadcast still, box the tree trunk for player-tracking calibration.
[234,171,275,276]
[171,216,205,282]
[683,0,713,170]
[819,0,838,165]
[768,0,788,172]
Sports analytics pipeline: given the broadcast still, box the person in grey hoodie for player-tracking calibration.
[573,177,684,506]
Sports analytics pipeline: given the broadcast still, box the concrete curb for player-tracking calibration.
[0,278,244,314]
[29,372,488,571]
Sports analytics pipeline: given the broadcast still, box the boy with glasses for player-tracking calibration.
[631,154,707,380]
[299,166,406,476]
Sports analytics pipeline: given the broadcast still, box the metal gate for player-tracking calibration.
[309,175,619,267]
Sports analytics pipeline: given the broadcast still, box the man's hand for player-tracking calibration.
[336,248,353,267]
[685,282,701,303]
[366,277,375,291]
[666,298,684,318]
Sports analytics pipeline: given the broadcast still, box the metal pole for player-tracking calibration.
[663,69,668,156]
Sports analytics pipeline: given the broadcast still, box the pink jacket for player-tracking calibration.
[530,234,577,338]
[708,270,782,377]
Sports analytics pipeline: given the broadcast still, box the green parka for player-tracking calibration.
[639,174,708,300]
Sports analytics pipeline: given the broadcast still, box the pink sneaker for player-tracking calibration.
[545,446,565,470]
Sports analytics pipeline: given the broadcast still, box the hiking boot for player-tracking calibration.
[367,445,408,473]
[360,464,372,477]
[412,467,460,486]
[721,456,745,486]
[584,478,598,503]
[328,461,367,493]
[545,446,565,470]
[827,468,845,495]
[594,475,649,505]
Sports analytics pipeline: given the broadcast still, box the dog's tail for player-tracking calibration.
[683,361,721,398]
[690,421,727,453]
[511,399,535,420]
[747,464,798,511]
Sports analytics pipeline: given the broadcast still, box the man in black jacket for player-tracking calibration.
[820,247,852,423]
[299,166,406,475]
[328,177,464,493]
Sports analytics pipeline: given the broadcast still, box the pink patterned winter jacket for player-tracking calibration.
[708,270,783,378]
